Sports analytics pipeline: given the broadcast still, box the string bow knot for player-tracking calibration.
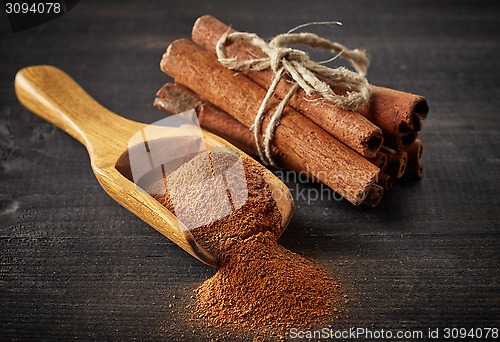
[216,25,371,166]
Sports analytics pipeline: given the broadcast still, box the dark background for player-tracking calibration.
[1,0,499,340]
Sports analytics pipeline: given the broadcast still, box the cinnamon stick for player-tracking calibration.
[402,139,423,179]
[161,39,379,205]
[376,173,393,190]
[154,83,260,156]
[361,86,427,150]
[192,15,428,152]
[362,184,384,207]
[368,151,390,173]
[382,146,408,179]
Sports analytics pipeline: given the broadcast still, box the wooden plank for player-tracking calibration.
[1,0,499,339]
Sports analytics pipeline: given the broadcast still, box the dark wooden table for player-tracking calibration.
[1,0,499,340]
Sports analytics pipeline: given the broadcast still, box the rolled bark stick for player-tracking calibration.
[361,87,427,150]
[362,184,384,207]
[154,83,261,156]
[192,15,428,152]
[155,82,201,112]
[382,146,408,179]
[402,139,423,179]
[368,151,390,173]
[376,173,393,190]
[161,39,379,205]
[192,15,383,158]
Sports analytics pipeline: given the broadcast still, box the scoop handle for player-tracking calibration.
[14,65,133,153]
[15,65,222,268]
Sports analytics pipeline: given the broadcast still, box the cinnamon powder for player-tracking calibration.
[152,150,338,335]
[153,150,282,260]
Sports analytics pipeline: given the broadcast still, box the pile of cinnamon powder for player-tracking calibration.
[153,151,339,336]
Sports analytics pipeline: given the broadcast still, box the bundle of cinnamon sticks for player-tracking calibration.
[154,15,428,207]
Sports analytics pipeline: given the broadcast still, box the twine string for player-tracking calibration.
[216,25,371,166]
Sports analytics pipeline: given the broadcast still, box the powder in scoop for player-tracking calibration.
[153,150,282,259]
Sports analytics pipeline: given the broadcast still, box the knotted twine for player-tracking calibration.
[216,23,371,166]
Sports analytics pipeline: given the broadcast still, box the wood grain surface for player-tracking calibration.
[1,0,499,340]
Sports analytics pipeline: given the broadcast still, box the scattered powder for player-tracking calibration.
[152,150,339,336]
[196,231,339,334]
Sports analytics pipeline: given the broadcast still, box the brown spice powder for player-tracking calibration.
[196,231,339,333]
[152,150,338,336]
[153,150,282,260]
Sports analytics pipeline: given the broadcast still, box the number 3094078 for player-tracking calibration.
[5,2,61,14]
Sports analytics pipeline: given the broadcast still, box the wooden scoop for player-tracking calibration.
[14,65,294,268]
